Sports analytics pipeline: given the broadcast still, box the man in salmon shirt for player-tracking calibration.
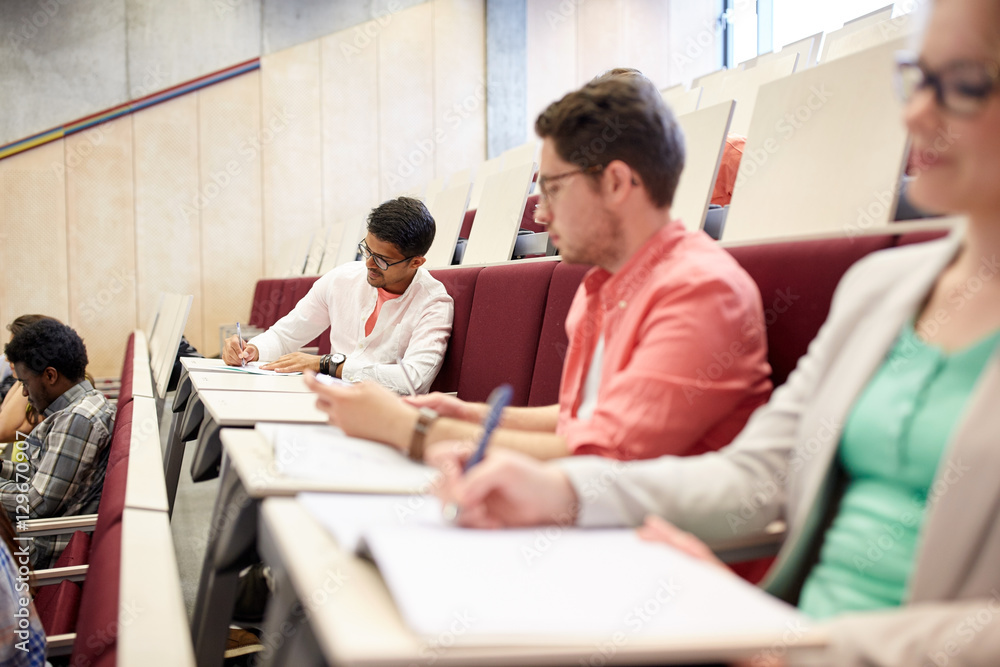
[308,74,773,466]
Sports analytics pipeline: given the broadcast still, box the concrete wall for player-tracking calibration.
[0,0,429,146]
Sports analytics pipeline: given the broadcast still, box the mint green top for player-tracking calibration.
[798,322,1000,619]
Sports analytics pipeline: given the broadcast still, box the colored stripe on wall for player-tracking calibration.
[0,58,261,161]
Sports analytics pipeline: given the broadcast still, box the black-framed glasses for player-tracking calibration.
[537,164,604,203]
[895,52,1000,116]
[357,240,413,271]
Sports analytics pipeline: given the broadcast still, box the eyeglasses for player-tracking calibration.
[357,240,413,271]
[895,53,1000,116]
[537,165,605,204]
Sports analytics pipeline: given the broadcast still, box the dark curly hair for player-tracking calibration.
[367,196,436,258]
[4,319,88,382]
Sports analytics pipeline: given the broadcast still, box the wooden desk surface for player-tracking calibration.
[189,372,310,393]
[199,390,327,427]
[179,357,231,371]
[259,499,830,666]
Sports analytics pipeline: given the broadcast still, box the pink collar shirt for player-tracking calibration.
[557,220,773,460]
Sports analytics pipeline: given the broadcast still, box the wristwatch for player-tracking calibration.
[409,407,439,462]
[320,352,347,376]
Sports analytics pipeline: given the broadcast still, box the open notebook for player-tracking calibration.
[298,492,808,647]
[214,361,304,376]
[257,423,440,493]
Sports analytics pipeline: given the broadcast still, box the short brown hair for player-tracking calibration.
[7,314,56,337]
[535,76,685,208]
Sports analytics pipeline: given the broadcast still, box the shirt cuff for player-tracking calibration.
[553,456,634,528]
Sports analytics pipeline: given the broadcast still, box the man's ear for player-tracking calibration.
[603,160,637,203]
[41,367,59,387]
[410,256,427,269]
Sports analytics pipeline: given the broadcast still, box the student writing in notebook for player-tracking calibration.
[429,1,1000,664]
[222,197,454,394]
[308,74,772,464]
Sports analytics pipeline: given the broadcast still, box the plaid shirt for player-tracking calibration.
[0,539,46,667]
[0,381,115,569]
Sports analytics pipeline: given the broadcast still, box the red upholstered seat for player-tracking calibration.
[256,280,286,328]
[292,276,325,349]
[519,193,545,234]
[458,262,556,405]
[429,267,483,394]
[35,580,82,636]
[527,262,590,406]
[459,209,476,239]
[118,333,136,406]
[93,457,129,543]
[725,235,896,388]
[107,400,134,472]
[34,530,91,634]
[248,279,270,327]
[71,521,121,667]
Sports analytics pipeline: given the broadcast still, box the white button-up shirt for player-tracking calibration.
[248,262,454,394]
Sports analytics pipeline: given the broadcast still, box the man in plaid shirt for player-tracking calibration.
[1,320,115,569]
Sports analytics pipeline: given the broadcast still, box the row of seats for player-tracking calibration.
[21,330,193,665]
[246,229,951,407]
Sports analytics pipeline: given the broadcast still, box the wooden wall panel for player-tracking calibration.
[198,72,263,358]
[576,0,623,85]
[433,0,487,178]
[622,0,671,88]
[321,22,379,260]
[668,1,719,86]
[0,140,69,331]
[65,117,136,378]
[525,0,578,140]
[378,2,435,199]
[261,40,323,276]
[132,95,203,350]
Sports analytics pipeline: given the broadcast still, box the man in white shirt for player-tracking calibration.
[221,197,454,394]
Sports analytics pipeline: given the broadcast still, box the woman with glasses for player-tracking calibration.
[432,1,1000,664]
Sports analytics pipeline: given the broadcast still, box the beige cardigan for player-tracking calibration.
[559,229,1000,666]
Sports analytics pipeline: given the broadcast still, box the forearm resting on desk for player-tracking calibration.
[425,418,570,461]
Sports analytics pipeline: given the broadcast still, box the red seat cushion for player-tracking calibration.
[72,521,121,666]
[35,580,82,636]
[94,459,129,543]
[458,262,556,405]
[459,209,476,239]
[118,332,136,406]
[107,400,134,472]
[429,267,483,394]
[726,235,895,387]
[527,262,590,407]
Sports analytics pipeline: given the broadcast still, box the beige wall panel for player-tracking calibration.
[0,140,69,331]
[526,0,578,139]
[261,40,323,276]
[198,72,264,358]
[378,3,435,199]
[132,95,203,351]
[432,0,487,178]
[576,0,622,86]
[321,23,380,254]
[622,0,671,88]
[669,1,719,86]
[65,118,136,378]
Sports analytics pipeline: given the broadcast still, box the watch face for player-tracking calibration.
[332,353,347,365]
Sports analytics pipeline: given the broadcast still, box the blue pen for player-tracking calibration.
[464,383,513,472]
[236,322,246,367]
